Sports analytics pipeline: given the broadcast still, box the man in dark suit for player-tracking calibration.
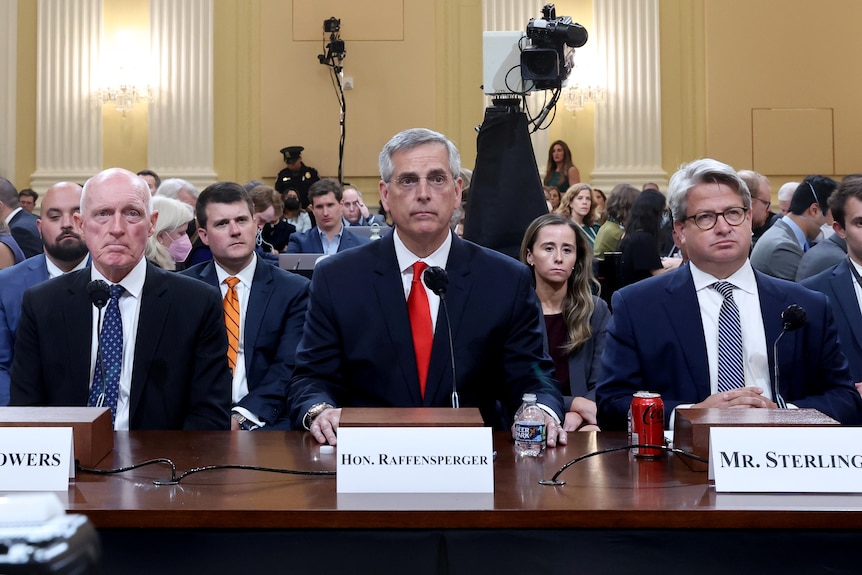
[0,182,89,405]
[10,168,231,430]
[286,178,369,254]
[802,175,862,392]
[597,159,861,430]
[288,128,568,446]
[0,177,43,258]
[183,182,309,429]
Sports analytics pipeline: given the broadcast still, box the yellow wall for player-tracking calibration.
[14,0,37,192]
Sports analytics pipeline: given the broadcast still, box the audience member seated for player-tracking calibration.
[0,182,89,405]
[145,196,194,270]
[183,182,310,430]
[10,168,231,430]
[739,169,779,248]
[750,176,838,280]
[801,175,862,394]
[282,188,312,234]
[558,183,600,247]
[777,181,798,214]
[156,178,199,209]
[288,128,567,447]
[618,188,681,287]
[18,189,38,214]
[544,185,561,213]
[597,159,862,430]
[286,178,369,255]
[593,183,639,258]
[0,177,43,258]
[250,184,294,256]
[136,169,161,195]
[342,186,386,226]
[0,222,24,269]
[592,188,607,223]
[521,214,610,432]
[544,140,580,194]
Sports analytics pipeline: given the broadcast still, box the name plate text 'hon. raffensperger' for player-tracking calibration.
[336,426,494,493]
[710,427,862,493]
[0,427,75,491]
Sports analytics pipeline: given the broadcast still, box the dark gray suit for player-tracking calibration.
[750,218,804,280]
[8,209,42,258]
[796,234,847,281]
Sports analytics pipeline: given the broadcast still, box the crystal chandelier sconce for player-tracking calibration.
[98,83,153,117]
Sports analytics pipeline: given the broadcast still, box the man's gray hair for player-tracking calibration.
[667,158,750,222]
[378,128,461,184]
[82,168,154,215]
[157,178,199,201]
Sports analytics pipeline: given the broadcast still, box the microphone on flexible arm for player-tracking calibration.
[423,266,459,408]
[87,280,110,408]
[772,304,807,409]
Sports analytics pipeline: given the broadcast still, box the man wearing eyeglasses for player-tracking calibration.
[596,159,861,430]
[287,128,568,445]
[739,170,779,249]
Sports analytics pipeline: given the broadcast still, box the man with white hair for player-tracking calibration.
[10,168,231,430]
[777,181,798,214]
[597,158,861,430]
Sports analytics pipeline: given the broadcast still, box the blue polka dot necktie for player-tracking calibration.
[711,281,745,392]
[88,284,125,423]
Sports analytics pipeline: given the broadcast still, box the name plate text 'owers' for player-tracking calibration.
[710,427,862,493]
[336,426,494,493]
[0,427,74,491]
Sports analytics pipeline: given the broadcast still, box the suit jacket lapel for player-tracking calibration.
[754,270,790,384]
[829,262,862,352]
[244,259,273,374]
[424,235,470,407]
[664,265,711,397]
[372,234,423,406]
[129,263,169,421]
[65,271,96,403]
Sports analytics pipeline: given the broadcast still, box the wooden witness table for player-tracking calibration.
[66,431,862,574]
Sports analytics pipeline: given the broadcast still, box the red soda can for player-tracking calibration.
[628,391,664,458]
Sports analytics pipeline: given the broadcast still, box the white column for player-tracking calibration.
[0,0,17,183]
[591,0,666,190]
[149,0,216,190]
[30,0,102,193]
[482,0,549,171]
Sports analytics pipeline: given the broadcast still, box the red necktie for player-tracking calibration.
[407,261,433,398]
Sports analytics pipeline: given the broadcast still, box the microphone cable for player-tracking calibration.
[539,444,709,486]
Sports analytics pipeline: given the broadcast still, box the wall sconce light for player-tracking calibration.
[562,52,606,114]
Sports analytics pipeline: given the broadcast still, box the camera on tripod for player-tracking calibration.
[521,4,588,89]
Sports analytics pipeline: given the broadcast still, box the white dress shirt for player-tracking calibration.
[392,229,451,333]
[45,255,88,279]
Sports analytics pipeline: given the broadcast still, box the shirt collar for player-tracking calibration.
[690,260,757,295]
[214,253,257,288]
[90,256,147,298]
[46,254,89,279]
[392,228,452,273]
[4,207,23,225]
[317,223,343,242]
[781,215,808,250]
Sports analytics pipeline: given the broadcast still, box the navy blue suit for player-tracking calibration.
[10,263,232,430]
[286,226,369,254]
[183,257,310,426]
[801,260,862,384]
[287,232,565,429]
[0,254,50,405]
[8,209,42,258]
[596,263,862,429]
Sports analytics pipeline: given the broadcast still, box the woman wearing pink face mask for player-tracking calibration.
[146,196,195,271]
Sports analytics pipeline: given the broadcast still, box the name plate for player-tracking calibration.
[336,426,494,493]
[0,427,74,491]
[710,427,862,493]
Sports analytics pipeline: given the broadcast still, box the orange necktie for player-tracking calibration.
[223,277,241,373]
[407,261,433,398]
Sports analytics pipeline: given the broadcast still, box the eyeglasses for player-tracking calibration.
[392,174,452,191]
[684,207,748,230]
[753,197,771,209]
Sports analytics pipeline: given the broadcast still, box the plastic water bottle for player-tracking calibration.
[513,393,547,456]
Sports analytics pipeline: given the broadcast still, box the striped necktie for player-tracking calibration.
[223,277,241,373]
[712,281,745,392]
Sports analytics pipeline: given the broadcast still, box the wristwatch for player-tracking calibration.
[303,402,334,430]
[231,412,258,431]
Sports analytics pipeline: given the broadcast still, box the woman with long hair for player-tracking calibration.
[557,183,600,247]
[593,183,639,258]
[544,140,580,195]
[520,214,610,432]
[618,188,681,287]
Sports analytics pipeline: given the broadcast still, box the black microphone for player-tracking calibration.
[423,266,458,408]
[772,304,807,409]
[87,280,110,408]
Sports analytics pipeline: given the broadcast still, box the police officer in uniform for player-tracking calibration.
[275,146,320,210]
